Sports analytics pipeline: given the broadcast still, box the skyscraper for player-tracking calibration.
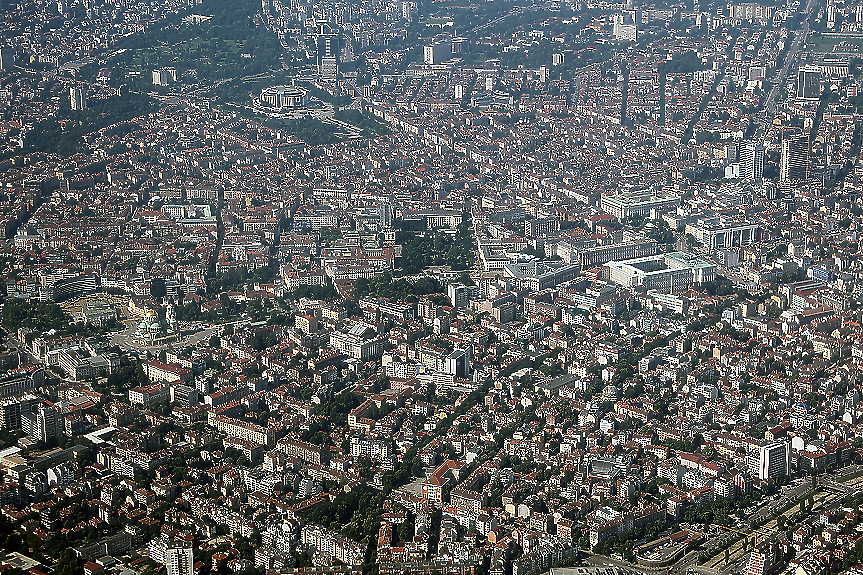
[423,36,453,65]
[315,22,339,81]
[70,86,86,110]
[780,134,809,181]
[758,441,789,481]
[0,47,13,71]
[378,202,392,229]
[740,141,764,180]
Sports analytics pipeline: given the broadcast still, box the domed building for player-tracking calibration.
[129,298,179,346]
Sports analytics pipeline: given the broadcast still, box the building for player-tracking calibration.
[600,190,681,219]
[315,22,339,80]
[758,442,789,481]
[0,47,14,70]
[52,273,98,302]
[0,367,46,398]
[166,545,194,575]
[797,65,821,100]
[524,217,560,238]
[56,348,119,381]
[329,326,385,360]
[21,404,63,444]
[606,252,716,293]
[276,437,330,465]
[209,414,274,447]
[47,462,75,486]
[740,141,764,180]
[0,394,39,429]
[70,86,86,110]
[129,383,168,407]
[424,36,453,64]
[379,202,393,228]
[780,134,809,181]
[685,218,760,249]
[578,240,658,268]
[612,11,637,40]
[301,524,365,566]
[153,69,172,86]
[445,348,471,378]
[77,298,118,326]
[727,3,773,19]
[142,360,193,384]
[260,85,307,109]
[744,537,783,575]
[350,436,394,464]
[448,283,476,309]
[422,460,464,504]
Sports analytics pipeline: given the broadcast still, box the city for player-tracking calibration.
[0,2,860,575]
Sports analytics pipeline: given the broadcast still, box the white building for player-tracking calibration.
[606,252,716,293]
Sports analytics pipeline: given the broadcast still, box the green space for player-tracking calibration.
[107,0,289,90]
[334,109,391,137]
[398,220,475,274]
[226,106,344,146]
[9,90,155,158]
[806,33,863,53]
[354,274,443,302]
[1,299,119,340]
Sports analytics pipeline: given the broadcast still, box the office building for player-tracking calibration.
[0,394,39,429]
[424,36,453,64]
[758,442,789,481]
[613,11,637,41]
[797,66,821,100]
[740,141,764,180]
[524,217,560,238]
[259,85,307,109]
[448,282,475,309]
[445,348,471,378]
[606,252,716,294]
[70,86,86,110]
[0,47,13,70]
[315,22,339,80]
[379,202,393,228]
[780,134,809,181]
[152,69,172,86]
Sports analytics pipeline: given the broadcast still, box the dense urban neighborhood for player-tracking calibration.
[2,2,863,575]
